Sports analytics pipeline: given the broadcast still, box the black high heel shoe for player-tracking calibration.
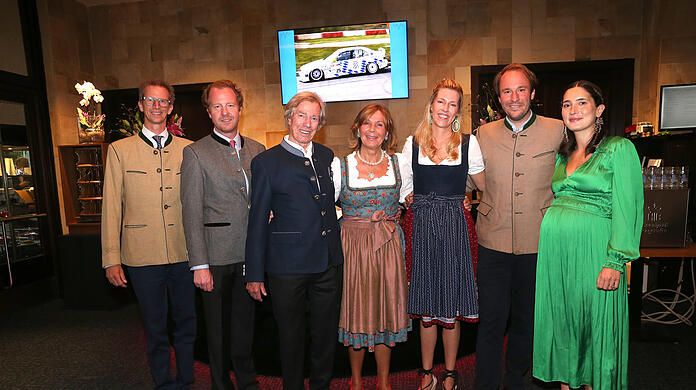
[442,369,459,390]
[417,368,437,390]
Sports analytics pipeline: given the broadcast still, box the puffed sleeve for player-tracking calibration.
[605,138,644,271]
[468,134,485,175]
[400,136,414,203]
[395,152,412,202]
[331,156,341,202]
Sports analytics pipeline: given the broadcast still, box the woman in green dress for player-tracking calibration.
[532,80,643,390]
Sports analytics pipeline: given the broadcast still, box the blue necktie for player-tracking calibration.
[153,135,163,150]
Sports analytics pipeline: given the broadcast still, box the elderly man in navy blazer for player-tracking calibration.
[245,91,343,390]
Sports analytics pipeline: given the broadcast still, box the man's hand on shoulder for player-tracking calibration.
[246,281,267,302]
[193,268,214,292]
[105,265,127,287]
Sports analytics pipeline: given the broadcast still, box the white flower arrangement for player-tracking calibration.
[74,81,105,142]
[75,81,104,106]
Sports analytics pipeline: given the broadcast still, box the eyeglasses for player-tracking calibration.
[141,96,171,106]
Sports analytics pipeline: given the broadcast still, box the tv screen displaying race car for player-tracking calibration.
[278,21,408,104]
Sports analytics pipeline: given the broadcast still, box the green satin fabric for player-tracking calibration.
[533,136,644,390]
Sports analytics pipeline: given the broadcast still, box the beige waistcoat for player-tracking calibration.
[475,113,564,254]
[101,133,192,267]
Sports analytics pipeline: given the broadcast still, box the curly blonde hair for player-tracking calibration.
[413,78,463,161]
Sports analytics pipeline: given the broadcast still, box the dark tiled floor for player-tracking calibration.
[0,299,694,389]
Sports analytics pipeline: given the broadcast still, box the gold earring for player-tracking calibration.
[451,117,461,133]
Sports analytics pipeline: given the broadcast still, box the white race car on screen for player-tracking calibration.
[297,47,389,82]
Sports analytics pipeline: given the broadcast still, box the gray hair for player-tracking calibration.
[283,92,327,129]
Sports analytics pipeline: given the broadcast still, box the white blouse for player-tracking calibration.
[331,151,413,203]
[400,135,485,195]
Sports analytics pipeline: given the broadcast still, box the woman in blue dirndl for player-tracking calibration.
[402,79,486,390]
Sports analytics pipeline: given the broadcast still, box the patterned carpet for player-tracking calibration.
[1,299,694,389]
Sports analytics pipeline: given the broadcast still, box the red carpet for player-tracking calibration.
[225,354,477,389]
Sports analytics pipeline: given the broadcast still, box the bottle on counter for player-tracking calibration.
[679,166,689,188]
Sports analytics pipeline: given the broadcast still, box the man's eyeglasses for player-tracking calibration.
[141,96,171,107]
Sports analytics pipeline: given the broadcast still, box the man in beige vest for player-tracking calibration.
[474,64,564,390]
[102,80,196,389]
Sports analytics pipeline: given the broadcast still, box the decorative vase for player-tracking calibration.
[78,127,105,143]
[77,110,105,143]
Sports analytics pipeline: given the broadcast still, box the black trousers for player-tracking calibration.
[475,246,537,390]
[127,262,197,390]
[267,265,342,390]
[201,263,258,390]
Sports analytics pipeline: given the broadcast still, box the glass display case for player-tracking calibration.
[0,1,61,295]
[0,216,43,265]
[0,121,47,289]
[1,145,35,216]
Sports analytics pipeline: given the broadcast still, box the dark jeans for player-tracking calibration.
[201,263,258,390]
[128,262,196,390]
[475,246,537,390]
[267,265,343,390]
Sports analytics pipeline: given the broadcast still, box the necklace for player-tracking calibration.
[356,149,386,180]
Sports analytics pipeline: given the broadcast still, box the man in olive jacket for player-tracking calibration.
[474,64,564,390]
[181,80,264,390]
[102,80,196,390]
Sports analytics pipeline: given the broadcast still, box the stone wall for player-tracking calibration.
[39,0,696,232]
[37,0,96,234]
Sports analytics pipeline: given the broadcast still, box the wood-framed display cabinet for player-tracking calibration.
[58,143,110,235]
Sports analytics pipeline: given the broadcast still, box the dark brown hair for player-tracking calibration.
[493,63,538,96]
[138,79,175,104]
[201,80,244,108]
[348,104,397,155]
[559,80,606,158]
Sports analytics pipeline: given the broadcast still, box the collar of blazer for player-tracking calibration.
[211,131,245,149]
[138,129,172,148]
[280,139,309,158]
[503,111,537,132]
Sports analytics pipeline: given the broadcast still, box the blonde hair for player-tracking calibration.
[413,78,463,161]
[348,104,398,155]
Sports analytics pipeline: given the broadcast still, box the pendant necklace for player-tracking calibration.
[356,149,386,180]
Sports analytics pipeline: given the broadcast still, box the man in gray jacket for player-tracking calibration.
[181,80,265,390]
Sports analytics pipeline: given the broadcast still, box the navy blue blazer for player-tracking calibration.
[245,140,343,282]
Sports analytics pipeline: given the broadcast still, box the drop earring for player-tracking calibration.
[451,117,461,133]
[594,117,603,134]
[563,125,568,142]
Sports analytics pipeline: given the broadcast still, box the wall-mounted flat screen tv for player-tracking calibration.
[277,21,408,104]
[659,83,696,131]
